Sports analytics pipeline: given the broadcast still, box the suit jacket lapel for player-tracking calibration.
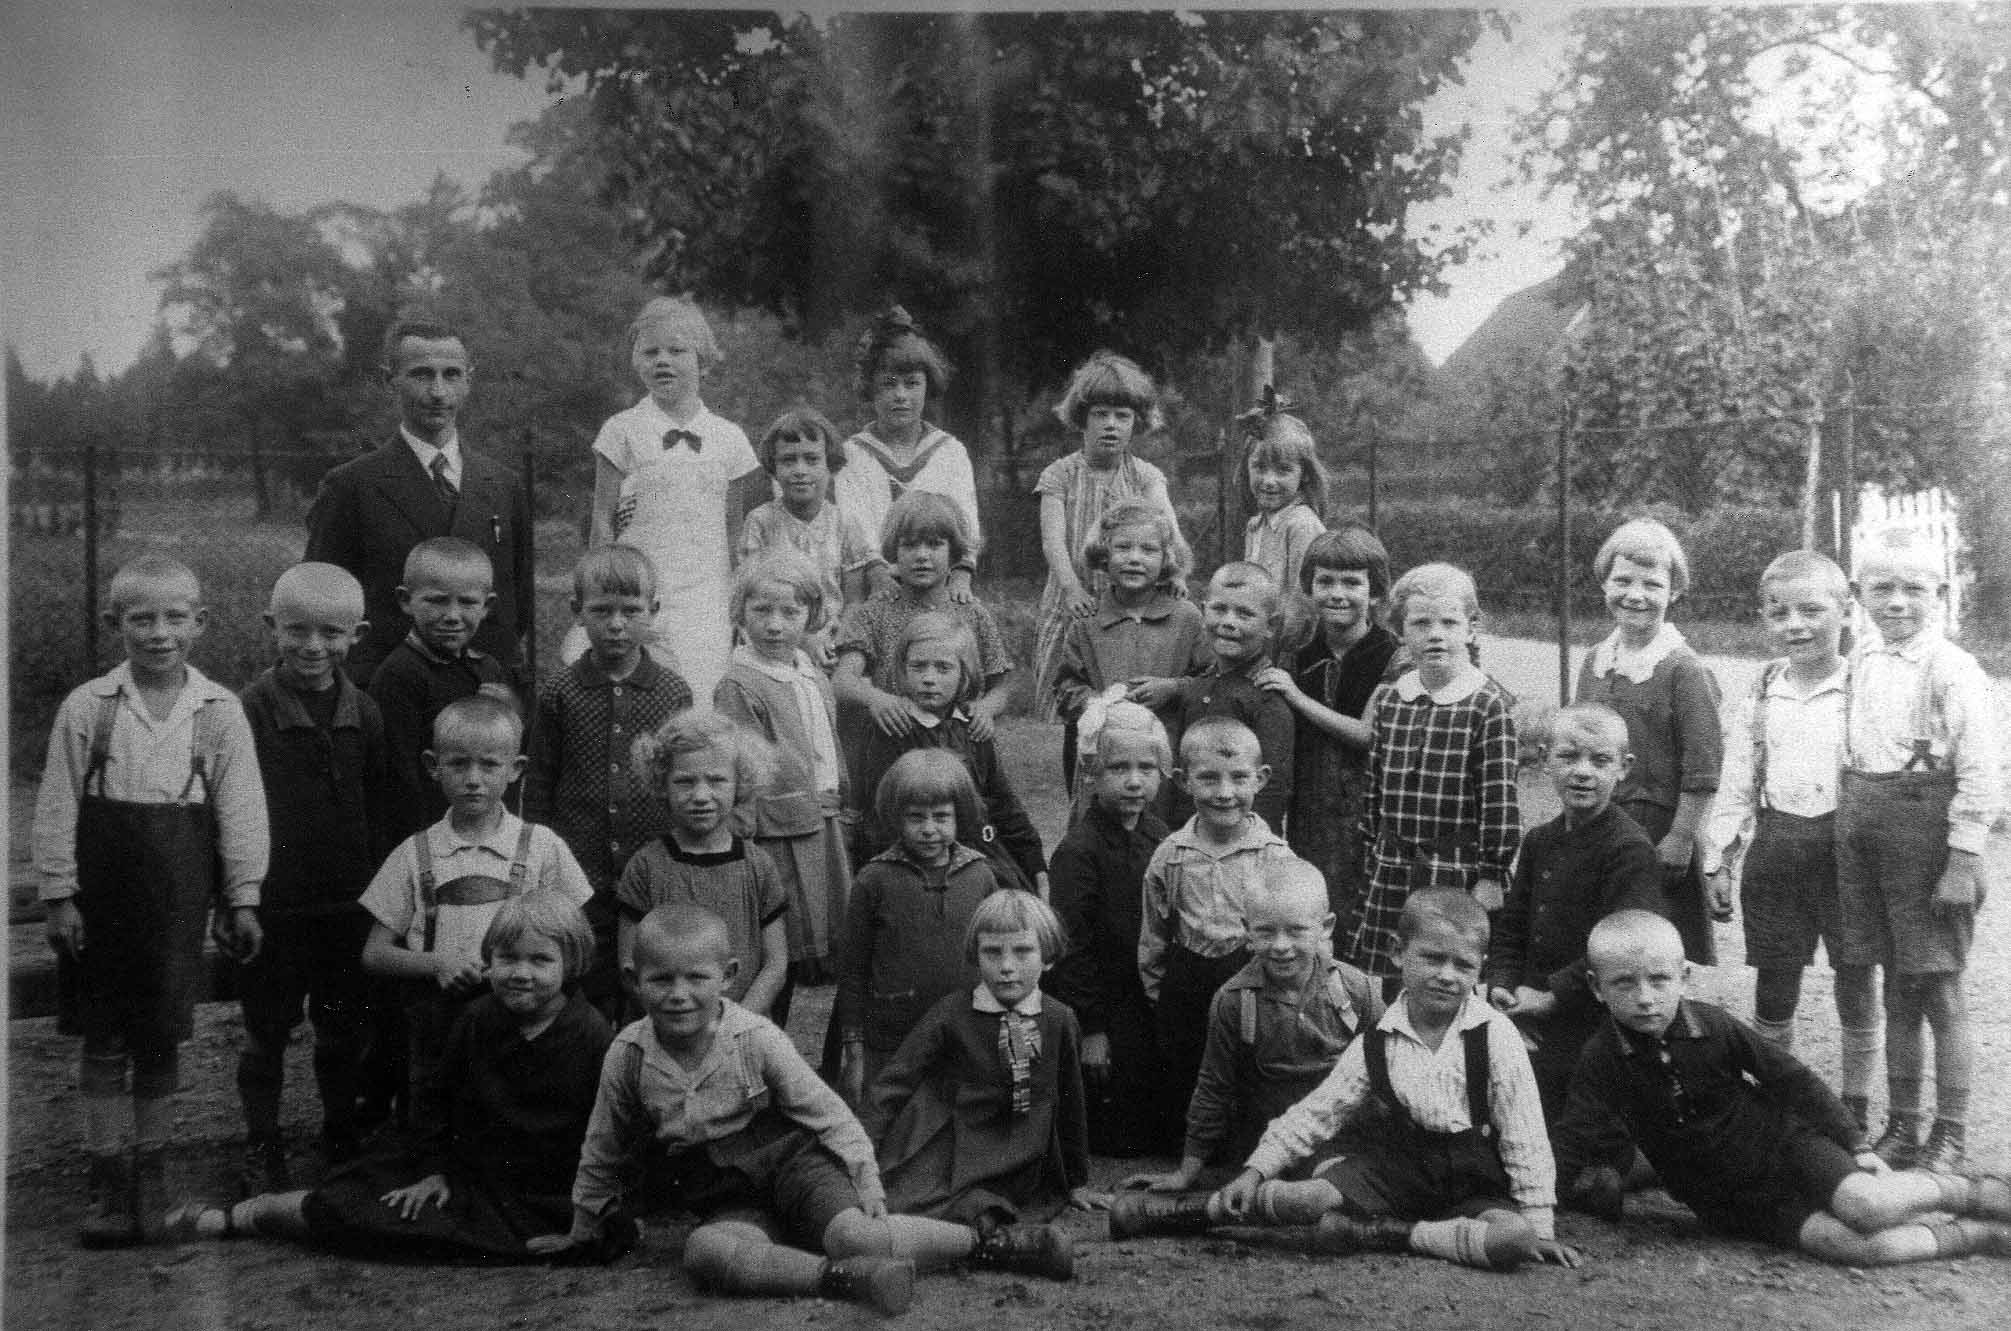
[368,438,450,536]
[449,454,500,544]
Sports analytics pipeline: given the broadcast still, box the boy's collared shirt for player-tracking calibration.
[1173,655,1297,829]
[1486,804,1662,1008]
[367,634,512,839]
[1184,955,1383,1162]
[239,666,389,913]
[525,648,689,888]
[1244,990,1556,1238]
[359,810,592,970]
[1701,659,1846,873]
[1843,628,2003,854]
[33,661,269,905]
[572,999,884,1223]
[1138,814,1292,1002]
[1554,999,1863,1213]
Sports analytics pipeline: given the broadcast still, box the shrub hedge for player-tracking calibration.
[1173,496,1801,621]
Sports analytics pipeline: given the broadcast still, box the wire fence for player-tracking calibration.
[7,408,1934,771]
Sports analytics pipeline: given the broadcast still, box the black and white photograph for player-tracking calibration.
[7,3,2011,1327]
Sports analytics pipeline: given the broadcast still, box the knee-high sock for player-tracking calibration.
[226,1191,312,1238]
[1254,1179,1343,1226]
[1840,1024,1881,1104]
[824,1212,975,1269]
[684,1222,825,1296]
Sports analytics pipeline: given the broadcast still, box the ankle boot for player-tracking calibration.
[1872,1113,1922,1169]
[1313,1212,1413,1256]
[1108,1190,1215,1240]
[132,1146,170,1243]
[1915,1120,1966,1174]
[78,1152,140,1248]
[816,1257,914,1316]
[970,1222,1074,1280]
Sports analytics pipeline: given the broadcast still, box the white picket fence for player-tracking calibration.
[1852,485,1966,633]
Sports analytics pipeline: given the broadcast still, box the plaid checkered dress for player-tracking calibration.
[1350,670,1521,976]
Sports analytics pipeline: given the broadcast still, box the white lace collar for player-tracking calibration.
[1589,622,1687,684]
[1392,662,1487,704]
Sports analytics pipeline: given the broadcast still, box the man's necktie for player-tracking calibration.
[430,452,458,509]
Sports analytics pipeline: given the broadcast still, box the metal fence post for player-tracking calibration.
[522,446,538,687]
[83,443,99,673]
[1555,408,1573,707]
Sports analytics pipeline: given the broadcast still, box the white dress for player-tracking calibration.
[575,397,759,702]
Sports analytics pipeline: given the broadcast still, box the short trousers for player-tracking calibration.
[238,911,373,1045]
[1835,770,1969,974]
[651,1113,864,1250]
[1740,811,1842,970]
[1311,1127,1513,1223]
[1690,1129,1856,1249]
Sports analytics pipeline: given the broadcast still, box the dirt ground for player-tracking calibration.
[10,686,2011,1330]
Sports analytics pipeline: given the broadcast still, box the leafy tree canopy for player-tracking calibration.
[1519,4,2010,522]
[467,7,1494,403]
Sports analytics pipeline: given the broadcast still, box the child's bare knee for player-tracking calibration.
[683,1221,772,1286]
[1828,1174,1887,1231]
[1798,1212,1871,1265]
[1917,974,1965,1022]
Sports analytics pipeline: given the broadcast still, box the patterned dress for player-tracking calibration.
[1352,666,1521,977]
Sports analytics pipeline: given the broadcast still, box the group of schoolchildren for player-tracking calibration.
[30,295,2011,1318]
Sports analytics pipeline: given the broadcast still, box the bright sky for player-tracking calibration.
[0,2,1577,381]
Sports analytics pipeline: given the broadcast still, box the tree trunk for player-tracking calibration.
[1219,331,1276,565]
[246,412,273,518]
[1799,404,1822,552]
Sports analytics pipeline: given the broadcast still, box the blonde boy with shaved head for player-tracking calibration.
[1485,702,1662,1134]
[1838,534,2004,1172]
[34,555,269,1245]
[541,904,1074,1315]
[1119,857,1383,1210]
[1556,911,2011,1265]
[235,562,391,1188]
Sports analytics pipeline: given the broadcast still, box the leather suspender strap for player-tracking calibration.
[1463,1023,1493,1138]
[413,832,439,951]
[509,817,535,886]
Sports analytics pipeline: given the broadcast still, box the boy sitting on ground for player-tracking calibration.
[1113,888,1576,1273]
[534,904,1073,1316]
[1554,910,2011,1264]
[1123,858,1382,1193]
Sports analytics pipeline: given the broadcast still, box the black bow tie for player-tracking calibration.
[664,428,702,453]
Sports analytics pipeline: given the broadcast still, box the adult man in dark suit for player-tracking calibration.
[305,315,532,686]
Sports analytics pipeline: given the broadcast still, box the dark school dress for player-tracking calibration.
[1284,626,1402,935]
[70,695,220,1052]
[301,991,626,1263]
[1047,802,1178,1155]
[860,991,1088,1226]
